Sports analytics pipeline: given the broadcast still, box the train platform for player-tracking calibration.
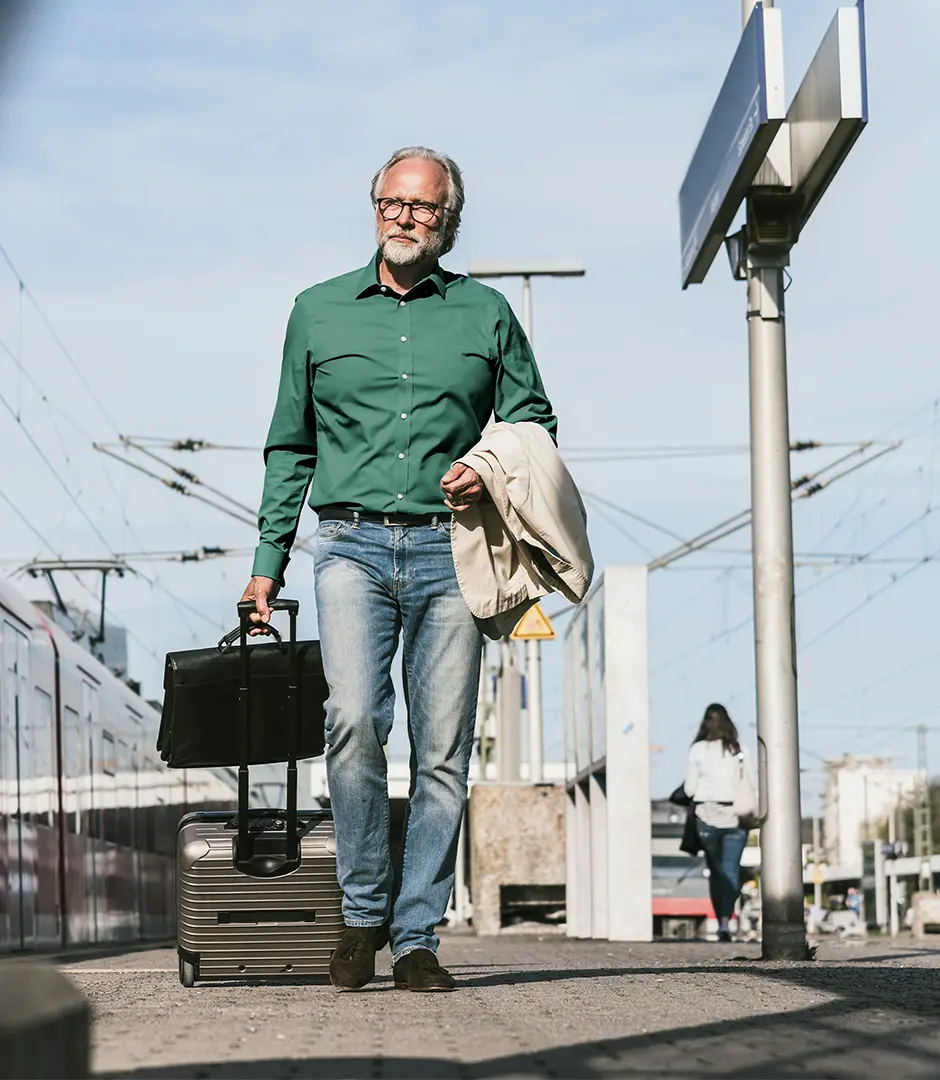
[51,931,940,1079]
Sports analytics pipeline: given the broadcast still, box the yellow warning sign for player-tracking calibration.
[510,603,556,641]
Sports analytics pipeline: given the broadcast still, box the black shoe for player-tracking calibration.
[393,948,456,992]
[717,928,732,943]
[329,924,389,989]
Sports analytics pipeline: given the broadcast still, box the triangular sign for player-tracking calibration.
[510,603,556,641]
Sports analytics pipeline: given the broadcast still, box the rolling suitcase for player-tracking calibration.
[176,599,344,987]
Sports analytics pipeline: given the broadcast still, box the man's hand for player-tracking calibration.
[239,576,281,635]
[440,462,483,512]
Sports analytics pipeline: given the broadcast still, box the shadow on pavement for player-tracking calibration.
[96,963,940,1079]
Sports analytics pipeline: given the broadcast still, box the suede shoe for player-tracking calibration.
[329,924,389,989]
[392,948,456,992]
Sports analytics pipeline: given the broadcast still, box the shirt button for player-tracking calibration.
[399,453,405,459]
[381,286,387,292]
[401,373,408,380]
[399,301,406,307]
[401,335,407,342]
[397,493,404,500]
[401,413,407,419]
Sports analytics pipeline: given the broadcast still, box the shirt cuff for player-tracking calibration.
[251,543,289,585]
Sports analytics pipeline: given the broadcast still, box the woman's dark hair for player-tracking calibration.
[693,702,741,755]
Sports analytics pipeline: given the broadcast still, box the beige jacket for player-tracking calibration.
[450,421,594,638]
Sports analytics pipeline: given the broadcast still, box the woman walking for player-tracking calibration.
[683,703,755,942]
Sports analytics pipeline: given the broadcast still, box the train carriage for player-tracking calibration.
[0,578,238,952]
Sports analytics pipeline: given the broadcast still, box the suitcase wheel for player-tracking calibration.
[179,958,196,988]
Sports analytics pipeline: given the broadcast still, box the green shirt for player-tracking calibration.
[251,254,558,583]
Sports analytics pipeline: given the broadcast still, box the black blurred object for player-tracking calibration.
[668,782,699,855]
[157,599,327,768]
[678,805,701,856]
[668,783,692,807]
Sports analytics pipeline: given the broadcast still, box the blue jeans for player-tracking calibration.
[313,518,483,962]
[696,822,747,921]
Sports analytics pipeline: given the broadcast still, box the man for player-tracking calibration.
[240,146,557,992]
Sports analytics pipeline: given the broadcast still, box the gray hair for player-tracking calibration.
[370,146,465,255]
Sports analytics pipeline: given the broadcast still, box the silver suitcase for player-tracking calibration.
[175,599,344,987]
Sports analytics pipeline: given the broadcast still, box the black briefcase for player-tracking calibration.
[157,599,328,768]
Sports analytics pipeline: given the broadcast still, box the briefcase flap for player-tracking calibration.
[158,638,327,768]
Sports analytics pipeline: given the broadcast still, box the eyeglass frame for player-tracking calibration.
[373,197,451,224]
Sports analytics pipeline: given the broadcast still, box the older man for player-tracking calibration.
[240,146,557,991]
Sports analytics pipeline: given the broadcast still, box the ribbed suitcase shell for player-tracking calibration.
[177,807,344,982]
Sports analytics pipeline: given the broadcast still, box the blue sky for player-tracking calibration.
[1,1,939,812]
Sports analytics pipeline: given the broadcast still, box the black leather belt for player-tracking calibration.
[316,505,452,527]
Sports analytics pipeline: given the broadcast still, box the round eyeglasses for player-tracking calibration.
[375,198,445,225]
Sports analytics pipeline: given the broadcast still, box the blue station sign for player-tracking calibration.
[679,5,786,288]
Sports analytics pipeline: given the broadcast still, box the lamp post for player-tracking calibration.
[467,261,585,783]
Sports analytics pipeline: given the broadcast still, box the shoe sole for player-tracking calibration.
[393,982,455,992]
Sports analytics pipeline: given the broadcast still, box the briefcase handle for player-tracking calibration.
[217,623,283,653]
[216,598,300,652]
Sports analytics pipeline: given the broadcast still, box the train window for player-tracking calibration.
[3,622,31,823]
[115,739,134,848]
[101,730,116,777]
[81,681,99,840]
[32,687,56,827]
[63,705,83,834]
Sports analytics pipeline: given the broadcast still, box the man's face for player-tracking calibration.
[375,158,450,267]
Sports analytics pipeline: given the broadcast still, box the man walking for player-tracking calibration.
[240,146,557,991]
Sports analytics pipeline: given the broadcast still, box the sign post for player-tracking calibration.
[512,604,556,784]
[679,0,868,960]
[468,262,584,785]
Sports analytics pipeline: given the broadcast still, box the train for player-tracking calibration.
[0,577,240,953]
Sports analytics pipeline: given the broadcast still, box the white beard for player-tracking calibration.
[378,229,445,267]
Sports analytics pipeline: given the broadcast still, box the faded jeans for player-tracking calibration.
[313,518,483,963]
[696,822,747,921]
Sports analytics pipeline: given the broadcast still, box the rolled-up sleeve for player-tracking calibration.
[250,299,317,585]
[493,294,558,443]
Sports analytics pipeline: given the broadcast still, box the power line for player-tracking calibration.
[562,439,880,463]
[582,496,656,559]
[0,242,231,645]
[0,387,116,553]
[580,490,687,543]
[0,243,122,434]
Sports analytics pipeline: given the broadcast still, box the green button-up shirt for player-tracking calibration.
[251,254,558,583]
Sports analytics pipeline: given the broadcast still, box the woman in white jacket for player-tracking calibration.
[683,703,754,942]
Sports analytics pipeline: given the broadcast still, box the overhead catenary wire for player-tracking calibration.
[0,243,122,433]
[119,437,259,517]
[0,245,234,642]
[0,387,116,553]
[561,439,881,463]
[646,441,899,572]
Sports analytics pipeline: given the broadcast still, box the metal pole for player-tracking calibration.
[889,798,900,937]
[522,275,532,343]
[742,0,771,26]
[739,0,805,965]
[519,274,544,785]
[812,815,822,911]
[497,639,521,780]
[746,255,806,960]
[527,639,543,783]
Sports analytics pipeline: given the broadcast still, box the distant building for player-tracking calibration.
[822,755,920,869]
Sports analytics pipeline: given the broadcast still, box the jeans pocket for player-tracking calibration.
[317,520,349,541]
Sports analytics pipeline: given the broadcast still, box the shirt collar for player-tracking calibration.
[355,251,447,300]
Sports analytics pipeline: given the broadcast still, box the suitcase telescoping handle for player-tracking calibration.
[233,598,302,878]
